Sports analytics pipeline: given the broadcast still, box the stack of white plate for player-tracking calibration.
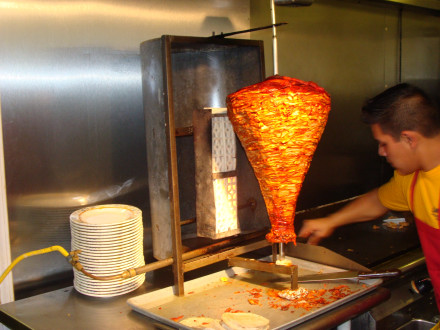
[70,204,145,297]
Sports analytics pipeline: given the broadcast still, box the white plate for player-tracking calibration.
[71,242,143,251]
[75,250,144,262]
[72,240,143,250]
[74,273,145,286]
[70,204,141,226]
[70,222,143,236]
[70,214,142,227]
[74,272,145,287]
[70,220,142,233]
[70,217,142,229]
[77,251,144,262]
[74,253,144,264]
[75,256,145,271]
[78,261,144,272]
[74,279,144,297]
[71,229,143,241]
[74,271,145,284]
[71,239,144,254]
[79,266,144,276]
[78,257,145,270]
[73,266,145,279]
[71,234,143,247]
[74,253,144,263]
[74,276,145,297]
[71,240,143,252]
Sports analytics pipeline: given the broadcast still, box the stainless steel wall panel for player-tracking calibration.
[0,0,251,294]
[401,9,440,102]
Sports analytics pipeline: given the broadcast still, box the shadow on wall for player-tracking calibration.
[202,16,235,37]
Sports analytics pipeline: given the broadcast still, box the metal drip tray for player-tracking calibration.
[397,319,436,330]
[127,255,383,329]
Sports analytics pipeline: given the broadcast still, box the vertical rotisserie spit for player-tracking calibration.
[226,75,331,244]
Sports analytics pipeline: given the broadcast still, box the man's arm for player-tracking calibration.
[297,188,389,245]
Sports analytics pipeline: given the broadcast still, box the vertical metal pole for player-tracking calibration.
[397,8,402,84]
[0,94,14,304]
[271,0,283,261]
[279,242,285,261]
[270,0,279,75]
[272,243,277,262]
[163,37,184,296]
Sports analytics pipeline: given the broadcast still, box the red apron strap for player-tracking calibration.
[409,170,419,211]
[438,187,440,223]
[409,170,440,311]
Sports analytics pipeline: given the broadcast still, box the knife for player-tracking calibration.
[297,269,401,283]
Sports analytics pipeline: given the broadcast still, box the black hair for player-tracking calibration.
[361,83,440,140]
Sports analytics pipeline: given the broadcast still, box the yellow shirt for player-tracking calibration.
[378,166,440,229]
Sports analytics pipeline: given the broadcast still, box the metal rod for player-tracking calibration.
[272,243,277,262]
[183,240,270,273]
[133,229,269,275]
[210,23,286,38]
[270,0,279,75]
[164,37,185,296]
[228,256,298,290]
[279,242,285,260]
[180,218,196,226]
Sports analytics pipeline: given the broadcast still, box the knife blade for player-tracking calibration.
[286,242,371,272]
[297,269,401,283]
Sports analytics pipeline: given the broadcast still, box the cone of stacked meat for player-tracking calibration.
[227,75,331,244]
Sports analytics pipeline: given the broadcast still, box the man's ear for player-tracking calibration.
[400,131,420,148]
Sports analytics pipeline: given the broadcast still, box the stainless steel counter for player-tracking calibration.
[0,241,398,329]
[0,213,422,330]
[0,282,389,330]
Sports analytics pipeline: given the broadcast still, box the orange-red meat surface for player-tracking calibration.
[226,75,331,243]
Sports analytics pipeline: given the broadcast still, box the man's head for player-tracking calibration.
[361,83,440,140]
[362,84,440,174]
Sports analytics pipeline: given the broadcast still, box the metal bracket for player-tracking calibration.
[228,256,298,290]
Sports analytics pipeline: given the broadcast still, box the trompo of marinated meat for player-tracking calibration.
[226,75,331,243]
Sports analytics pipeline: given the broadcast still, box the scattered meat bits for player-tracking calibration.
[268,285,358,312]
[224,308,244,313]
[383,221,409,230]
[248,298,261,306]
[171,315,184,322]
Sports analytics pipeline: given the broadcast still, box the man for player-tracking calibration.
[298,83,440,310]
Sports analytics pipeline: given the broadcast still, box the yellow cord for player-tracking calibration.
[0,245,70,285]
[0,246,140,284]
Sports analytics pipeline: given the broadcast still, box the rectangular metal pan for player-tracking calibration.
[127,256,382,329]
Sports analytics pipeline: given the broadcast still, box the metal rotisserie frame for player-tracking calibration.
[140,35,272,295]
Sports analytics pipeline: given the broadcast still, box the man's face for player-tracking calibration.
[371,123,418,175]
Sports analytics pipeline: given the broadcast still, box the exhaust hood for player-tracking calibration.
[274,0,313,6]
[381,0,440,10]
[274,0,439,11]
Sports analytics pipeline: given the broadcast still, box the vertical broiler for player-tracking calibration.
[141,35,274,295]
[140,34,333,294]
[138,1,339,298]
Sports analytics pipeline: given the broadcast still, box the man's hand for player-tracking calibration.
[297,189,388,245]
[298,217,337,245]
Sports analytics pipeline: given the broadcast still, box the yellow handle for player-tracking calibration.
[0,245,70,285]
